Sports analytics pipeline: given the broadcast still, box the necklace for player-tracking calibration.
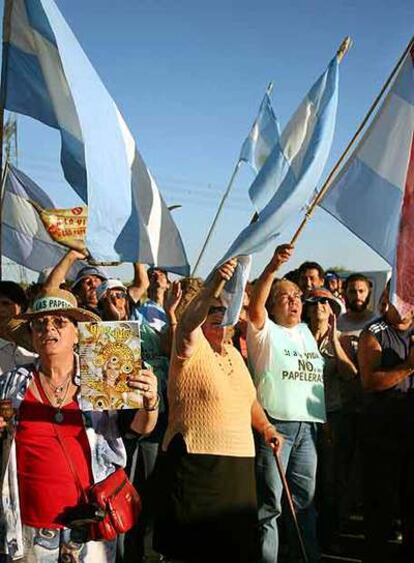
[214,349,234,376]
[39,373,72,423]
[42,372,72,395]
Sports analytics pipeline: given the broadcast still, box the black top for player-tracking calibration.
[365,317,414,395]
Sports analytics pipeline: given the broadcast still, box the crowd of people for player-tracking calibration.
[0,243,412,563]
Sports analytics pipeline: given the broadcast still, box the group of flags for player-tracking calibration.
[0,0,413,321]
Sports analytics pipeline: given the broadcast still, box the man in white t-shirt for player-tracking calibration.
[247,244,325,563]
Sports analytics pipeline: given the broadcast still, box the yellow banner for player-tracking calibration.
[33,202,88,252]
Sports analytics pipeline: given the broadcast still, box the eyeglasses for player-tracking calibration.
[307,297,330,306]
[111,291,128,300]
[30,316,73,332]
[207,306,227,315]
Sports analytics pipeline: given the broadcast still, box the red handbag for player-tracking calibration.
[88,467,142,541]
[53,422,142,541]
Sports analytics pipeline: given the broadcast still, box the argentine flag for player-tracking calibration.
[1,0,189,274]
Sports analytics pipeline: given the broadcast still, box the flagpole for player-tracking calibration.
[0,0,12,281]
[290,35,413,247]
[192,81,274,277]
[213,37,353,300]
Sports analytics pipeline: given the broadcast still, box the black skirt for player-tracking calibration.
[152,434,260,562]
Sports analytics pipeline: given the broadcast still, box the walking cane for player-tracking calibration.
[272,444,309,563]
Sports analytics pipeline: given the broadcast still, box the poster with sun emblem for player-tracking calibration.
[78,321,142,410]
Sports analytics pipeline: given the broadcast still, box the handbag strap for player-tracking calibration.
[52,420,89,504]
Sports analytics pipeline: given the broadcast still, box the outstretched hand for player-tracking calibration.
[271,244,294,269]
[165,281,182,316]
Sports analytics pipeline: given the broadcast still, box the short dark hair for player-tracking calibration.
[343,273,372,291]
[298,262,325,280]
[0,281,28,312]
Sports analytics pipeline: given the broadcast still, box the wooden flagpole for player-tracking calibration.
[192,81,274,277]
[290,35,414,246]
[0,0,13,281]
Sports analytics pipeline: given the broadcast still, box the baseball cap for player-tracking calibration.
[304,288,342,317]
[96,279,127,302]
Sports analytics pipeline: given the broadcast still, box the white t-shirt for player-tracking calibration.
[247,314,326,423]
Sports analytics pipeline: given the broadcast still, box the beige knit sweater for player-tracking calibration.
[163,332,256,457]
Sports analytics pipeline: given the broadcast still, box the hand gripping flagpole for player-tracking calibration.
[290,35,414,247]
[192,82,274,277]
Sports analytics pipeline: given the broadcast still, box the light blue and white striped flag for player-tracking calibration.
[1,0,189,275]
[239,88,280,174]
[218,55,340,325]
[2,164,85,277]
[321,41,414,317]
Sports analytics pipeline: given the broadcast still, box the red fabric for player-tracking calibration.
[16,375,93,528]
[396,133,414,316]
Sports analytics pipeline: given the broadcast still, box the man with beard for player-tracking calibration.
[335,274,377,533]
[338,274,376,351]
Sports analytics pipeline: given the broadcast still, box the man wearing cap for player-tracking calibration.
[0,281,37,374]
[43,250,151,316]
[247,244,325,563]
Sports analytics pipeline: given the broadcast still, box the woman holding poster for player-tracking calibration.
[0,288,158,563]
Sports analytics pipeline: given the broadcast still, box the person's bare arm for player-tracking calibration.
[176,260,236,359]
[161,281,182,355]
[43,249,86,291]
[128,263,149,304]
[251,399,283,454]
[334,332,358,379]
[248,244,294,330]
[128,369,159,435]
[329,318,357,379]
[358,331,414,392]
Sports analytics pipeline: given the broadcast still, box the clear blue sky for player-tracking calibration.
[2,0,413,281]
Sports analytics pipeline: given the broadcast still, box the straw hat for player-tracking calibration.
[5,288,100,350]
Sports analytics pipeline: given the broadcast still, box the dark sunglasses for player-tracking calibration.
[307,297,330,306]
[207,306,227,315]
[111,291,128,300]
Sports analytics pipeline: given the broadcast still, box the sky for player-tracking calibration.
[1,0,413,282]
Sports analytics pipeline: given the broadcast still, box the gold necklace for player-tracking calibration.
[39,373,72,423]
[214,349,234,376]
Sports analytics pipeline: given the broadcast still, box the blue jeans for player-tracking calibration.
[255,419,319,563]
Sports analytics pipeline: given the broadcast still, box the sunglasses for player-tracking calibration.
[307,297,330,306]
[30,316,73,332]
[207,306,227,316]
[111,291,128,300]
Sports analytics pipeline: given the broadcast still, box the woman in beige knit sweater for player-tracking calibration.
[153,261,282,562]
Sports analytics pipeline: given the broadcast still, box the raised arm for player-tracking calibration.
[43,249,86,291]
[128,263,149,304]
[249,244,294,329]
[176,260,236,359]
[358,331,414,392]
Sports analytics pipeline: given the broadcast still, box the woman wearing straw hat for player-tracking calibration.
[0,288,159,563]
